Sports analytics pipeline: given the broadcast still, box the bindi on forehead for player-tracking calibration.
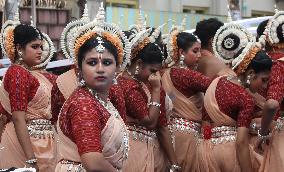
[98,53,103,60]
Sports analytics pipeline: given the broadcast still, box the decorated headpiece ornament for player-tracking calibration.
[68,2,131,71]
[164,21,185,67]
[30,16,55,69]
[212,5,255,65]
[0,5,21,62]
[129,7,147,34]
[233,45,261,75]
[37,32,55,67]
[162,33,168,45]
[129,22,167,64]
[164,16,200,67]
[61,2,90,59]
[213,5,259,75]
[0,6,47,66]
[259,5,284,49]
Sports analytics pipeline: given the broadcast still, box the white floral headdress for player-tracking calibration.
[68,3,131,71]
[165,16,197,67]
[0,7,55,68]
[259,6,284,49]
[0,6,21,62]
[129,7,147,34]
[129,22,166,65]
[60,3,90,60]
[212,5,255,70]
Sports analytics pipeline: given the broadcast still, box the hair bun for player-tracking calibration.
[212,22,254,64]
[221,34,240,51]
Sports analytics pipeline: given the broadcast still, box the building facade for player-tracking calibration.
[64,0,284,21]
[142,0,282,17]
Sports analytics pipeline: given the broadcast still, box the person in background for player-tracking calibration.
[55,8,130,171]
[194,18,233,79]
[161,23,211,171]
[0,23,57,171]
[113,27,178,172]
[255,9,284,172]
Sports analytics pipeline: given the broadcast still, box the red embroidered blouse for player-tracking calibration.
[267,52,284,117]
[3,65,57,113]
[170,68,211,98]
[113,75,167,128]
[214,77,255,128]
[59,88,110,155]
[51,82,126,124]
[1,65,57,123]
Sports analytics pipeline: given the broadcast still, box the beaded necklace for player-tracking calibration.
[85,87,129,160]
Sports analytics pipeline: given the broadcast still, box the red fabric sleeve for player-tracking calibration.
[171,68,211,97]
[3,65,39,112]
[157,89,168,127]
[119,77,166,127]
[70,96,104,155]
[124,86,149,120]
[267,61,284,103]
[237,90,255,128]
[215,78,254,128]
